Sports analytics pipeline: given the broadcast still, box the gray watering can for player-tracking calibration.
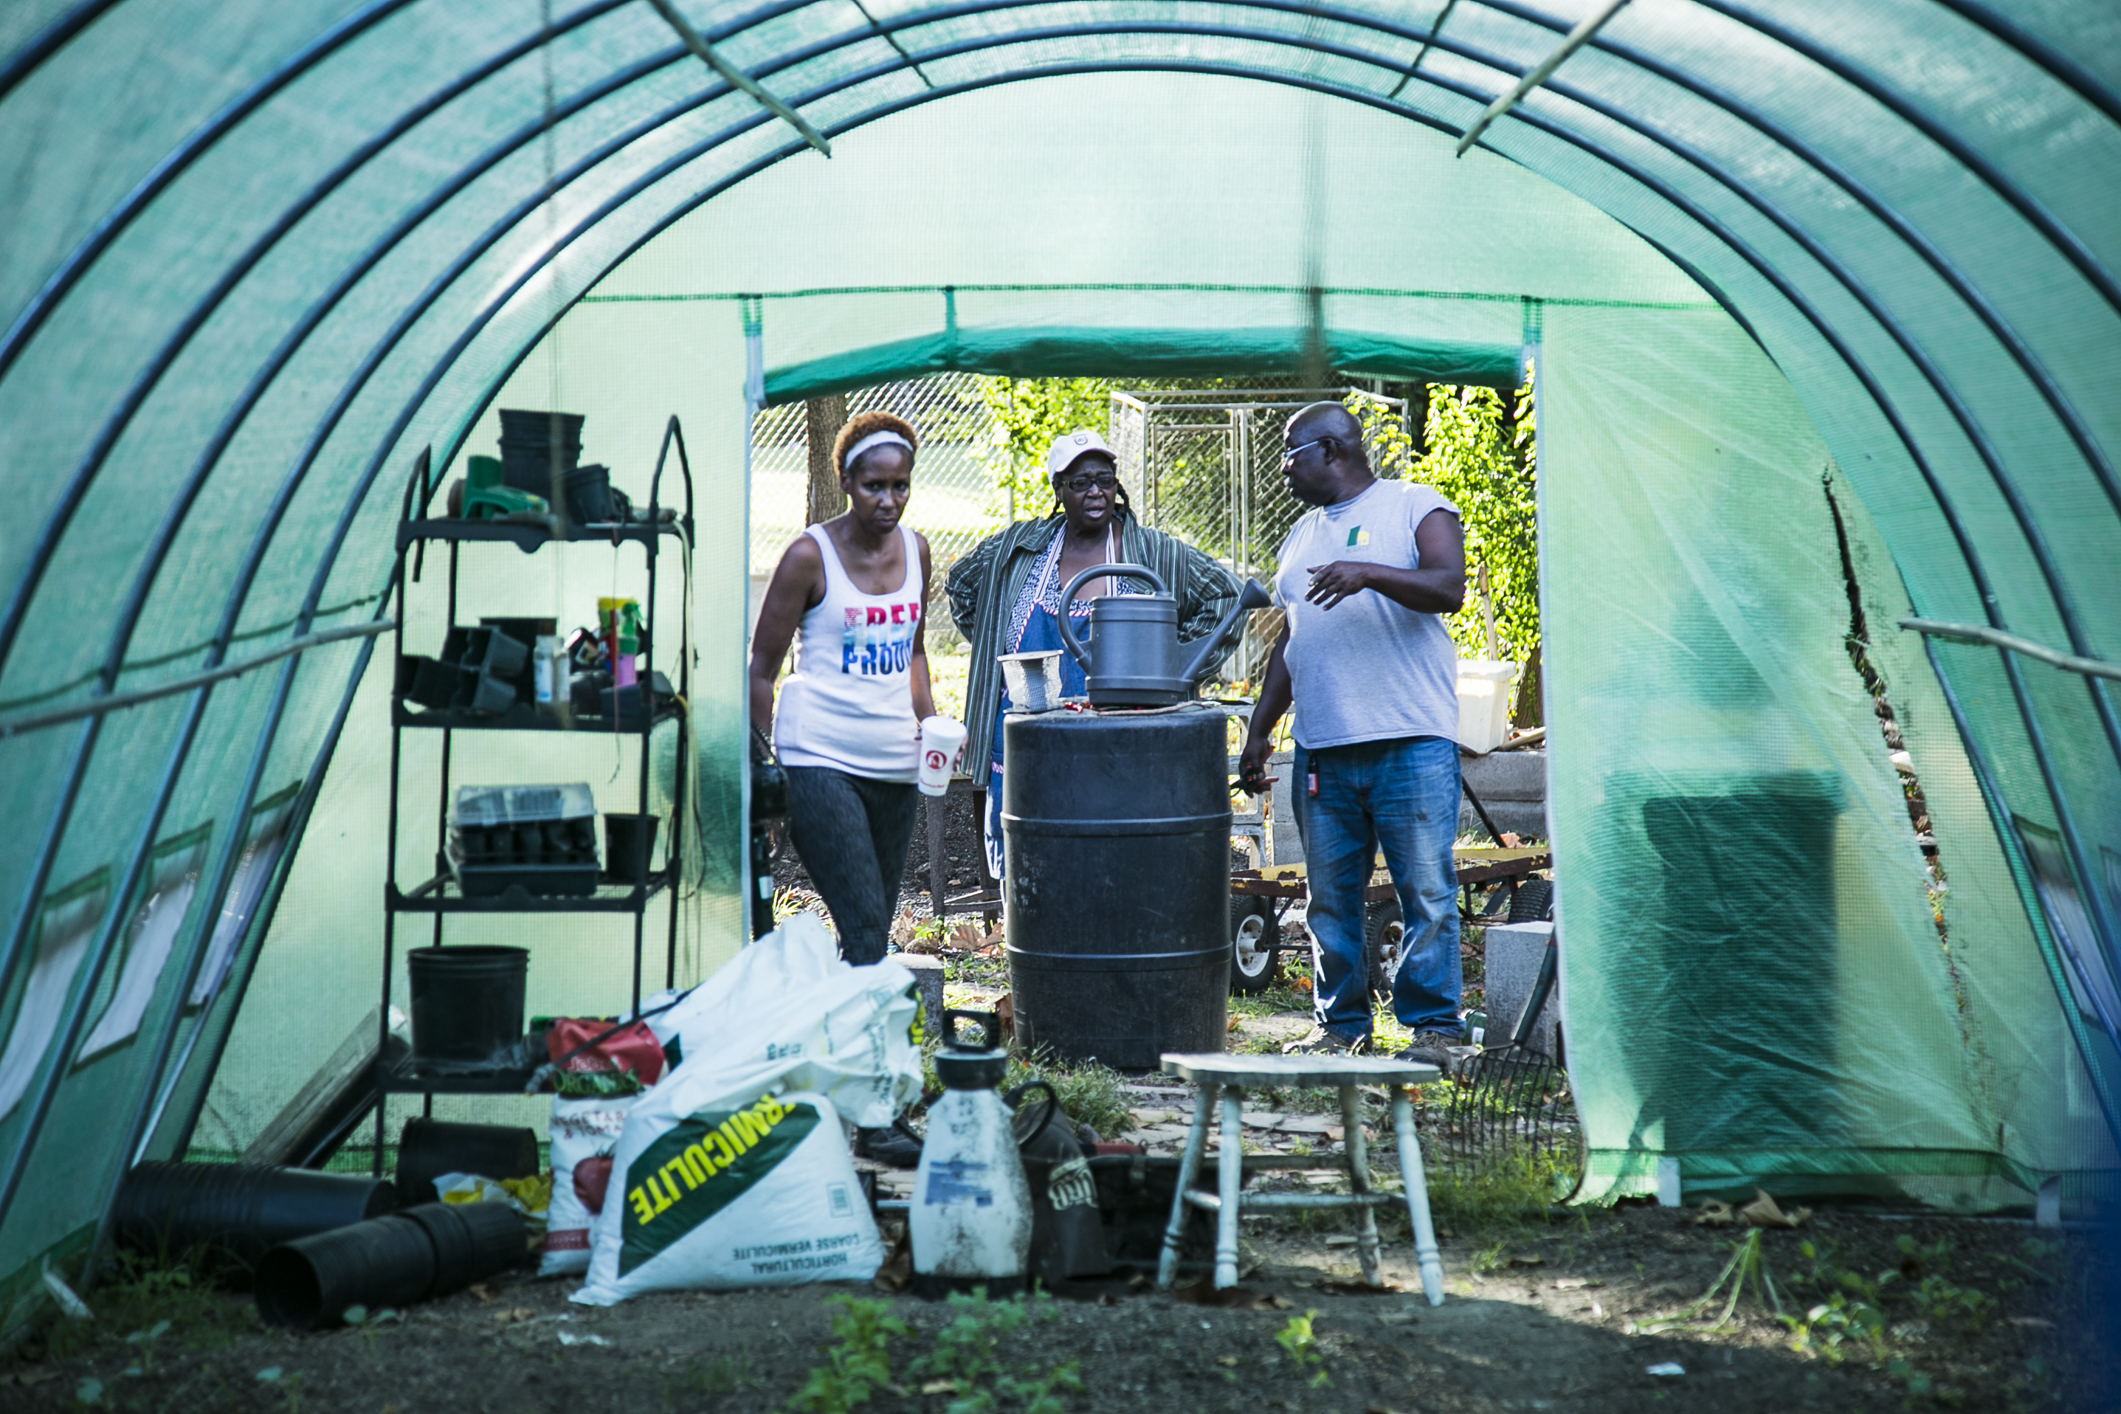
[1055,563,1274,707]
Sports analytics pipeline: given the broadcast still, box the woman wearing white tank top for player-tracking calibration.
[750,411,934,972]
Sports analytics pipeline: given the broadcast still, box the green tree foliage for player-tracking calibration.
[973,376,1115,520]
[1406,368,1540,665]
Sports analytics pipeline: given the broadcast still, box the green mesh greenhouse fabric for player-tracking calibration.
[1,0,2118,1331]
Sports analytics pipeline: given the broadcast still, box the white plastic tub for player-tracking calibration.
[999,650,1064,712]
[1455,660,1521,754]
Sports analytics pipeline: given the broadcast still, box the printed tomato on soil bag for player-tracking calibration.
[572,917,923,1303]
[538,1017,670,1276]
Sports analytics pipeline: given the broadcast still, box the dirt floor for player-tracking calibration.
[5,1201,2108,1413]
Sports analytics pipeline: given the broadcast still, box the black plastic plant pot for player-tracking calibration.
[254,1215,437,1330]
[112,1162,397,1281]
[603,813,658,884]
[405,945,527,1067]
[394,1118,538,1206]
[402,1201,528,1296]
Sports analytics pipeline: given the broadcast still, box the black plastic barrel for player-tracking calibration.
[112,1162,396,1279]
[1002,702,1229,1069]
[497,408,584,498]
[406,945,527,1066]
[394,1118,539,1207]
[254,1201,526,1329]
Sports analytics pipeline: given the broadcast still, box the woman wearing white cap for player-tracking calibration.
[946,429,1241,880]
[750,410,934,967]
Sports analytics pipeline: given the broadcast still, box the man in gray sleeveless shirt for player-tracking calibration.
[1239,403,1469,1069]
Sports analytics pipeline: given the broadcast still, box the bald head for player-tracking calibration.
[1280,401,1374,507]
[1287,402,1365,448]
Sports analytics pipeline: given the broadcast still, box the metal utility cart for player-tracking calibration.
[367,423,695,1172]
[1227,846,1554,994]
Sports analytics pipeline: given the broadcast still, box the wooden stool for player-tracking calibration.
[1154,1053,1445,1305]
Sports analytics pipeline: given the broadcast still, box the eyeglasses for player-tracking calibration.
[1280,436,1332,465]
[1057,471,1119,493]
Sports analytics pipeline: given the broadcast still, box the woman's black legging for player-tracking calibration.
[783,766,919,965]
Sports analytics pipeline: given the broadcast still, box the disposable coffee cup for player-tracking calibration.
[917,715,967,798]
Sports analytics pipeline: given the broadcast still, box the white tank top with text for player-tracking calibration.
[773,523,922,781]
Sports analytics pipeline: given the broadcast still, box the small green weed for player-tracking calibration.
[1643,1229,1783,1333]
[1273,1309,1330,1387]
[37,1250,235,1363]
[909,1290,1081,1414]
[787,1294,908,1414]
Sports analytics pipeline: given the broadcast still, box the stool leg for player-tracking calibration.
[1338,1085,1381,1286]
[1215,1086,1245,1288]
[1391,1086,1445,1305]
[1157,1084,1216,1290]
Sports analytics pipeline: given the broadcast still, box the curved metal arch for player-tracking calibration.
[0,45,754,1014]
[0,0,648,680]
[1653,0,2121,317]
[0,0,125,102]
[1421,4,2121,530]
[1922,0,2121,129]
[0,0,427,383]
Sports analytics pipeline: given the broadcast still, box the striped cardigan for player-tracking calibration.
[943,511,1242,774]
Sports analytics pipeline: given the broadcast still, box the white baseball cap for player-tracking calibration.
[1045,429,1117,478]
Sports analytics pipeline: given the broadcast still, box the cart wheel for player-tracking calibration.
[1365,901,1405,997]
[1230,897,1280,994]
[1507,878,1554,924]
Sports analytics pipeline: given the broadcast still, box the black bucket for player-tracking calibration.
[112,1162,396,1280]
[564,463,613,523]
[394,1117,539,1207]
[497,408,584,498]
[603,813,658,884]
[406,945,527,1066]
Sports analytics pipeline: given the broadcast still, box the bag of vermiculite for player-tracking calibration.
[581,1089,881,1297]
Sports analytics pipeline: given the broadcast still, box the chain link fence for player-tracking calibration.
[750,374,1417,677]
[749,373,1002,651]
[1110,383,1413,685]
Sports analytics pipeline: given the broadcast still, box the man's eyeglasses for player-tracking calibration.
[1057,471,1119,493]
[1280,436,1333,466]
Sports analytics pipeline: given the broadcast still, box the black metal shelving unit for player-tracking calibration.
[369,420,696,1170]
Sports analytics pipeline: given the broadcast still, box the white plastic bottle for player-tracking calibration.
[909,1011,1032,1298]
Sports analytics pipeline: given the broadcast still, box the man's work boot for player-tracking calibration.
[855,1118,924,1169]
[1394,1030,1463,1074]
[1282,1027,1370,1056]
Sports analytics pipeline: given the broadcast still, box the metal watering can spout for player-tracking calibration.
[1054,562,1166,672]
[1180,578,1274,684]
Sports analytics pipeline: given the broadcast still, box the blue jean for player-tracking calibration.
[1293,735,1462,1040]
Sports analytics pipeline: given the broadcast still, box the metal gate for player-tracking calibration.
[1109,385,1412,685]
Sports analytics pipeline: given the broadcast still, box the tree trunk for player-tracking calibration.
[805,395,848,526]
[1514,643,1543,730]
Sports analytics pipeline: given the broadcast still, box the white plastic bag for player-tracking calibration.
[572,920,924,1303]
[573,1090,882,1299]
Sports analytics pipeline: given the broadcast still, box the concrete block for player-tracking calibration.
[1266,751,1301,865]
[1480,920,1559,1059]
[1458,798,1547,841]
[1461,748,1546,802]
[897,953,945,1039]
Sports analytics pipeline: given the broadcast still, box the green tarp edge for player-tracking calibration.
[762,325,1523,404]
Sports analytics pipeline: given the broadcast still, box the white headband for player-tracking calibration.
[842,429,913,470]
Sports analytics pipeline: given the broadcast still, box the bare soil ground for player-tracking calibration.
[4,1202,2106,1414]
